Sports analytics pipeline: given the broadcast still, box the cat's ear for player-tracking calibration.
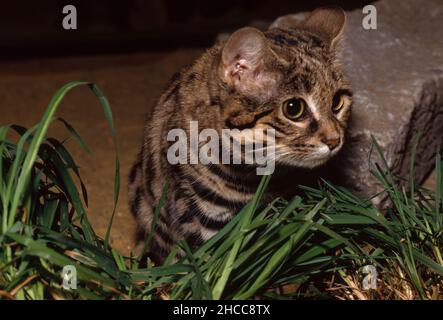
[270,7,346,48]
[302,7,345,48]
[219,27,276,96]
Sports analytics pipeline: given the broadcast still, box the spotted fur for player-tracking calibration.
[128,7,352,263]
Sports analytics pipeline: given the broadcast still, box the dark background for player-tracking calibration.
[1,0,374,59]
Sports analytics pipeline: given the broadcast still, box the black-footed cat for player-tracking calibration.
[128,7,352,263]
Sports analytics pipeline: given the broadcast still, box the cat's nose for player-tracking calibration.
[322,137,340,150]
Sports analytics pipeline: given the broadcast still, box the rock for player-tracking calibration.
[272,0,443,203]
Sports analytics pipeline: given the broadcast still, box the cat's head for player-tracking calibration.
[218,7,352,168]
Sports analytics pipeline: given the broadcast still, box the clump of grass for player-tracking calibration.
[326,139,443,300]
[0,82,124,299]
[0,82,442,300]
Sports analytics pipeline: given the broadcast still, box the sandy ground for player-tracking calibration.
[0,51,436,255]
[0,50,201,255]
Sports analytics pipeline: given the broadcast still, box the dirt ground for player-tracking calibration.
[0,50,436,256]
[0,50,201,255]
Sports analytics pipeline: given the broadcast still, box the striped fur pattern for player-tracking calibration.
[128,7,352,263]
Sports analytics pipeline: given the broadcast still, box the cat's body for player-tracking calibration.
[128,7,352,263]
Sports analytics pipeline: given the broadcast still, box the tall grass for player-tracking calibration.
[0,82,442,300]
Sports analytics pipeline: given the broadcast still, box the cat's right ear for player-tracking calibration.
[270,7,346,49]
[219,27,273,95]
[301,7,346,48]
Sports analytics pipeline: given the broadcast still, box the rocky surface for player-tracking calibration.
[273,0,443,203]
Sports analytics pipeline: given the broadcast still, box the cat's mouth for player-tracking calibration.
[275,143,342,168]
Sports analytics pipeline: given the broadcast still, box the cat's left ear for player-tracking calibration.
[219,27,276,97]
[270,7,346,49]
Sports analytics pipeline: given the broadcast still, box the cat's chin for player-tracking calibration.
[278,158,330,169]
[276,147,341,169]
[300,157,331,169]
[275,157,329,169]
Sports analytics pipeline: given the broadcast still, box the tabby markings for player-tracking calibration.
[166,121,275,175]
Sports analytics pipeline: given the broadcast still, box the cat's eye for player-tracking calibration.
[282,98,306,120]
[332,94,345,113]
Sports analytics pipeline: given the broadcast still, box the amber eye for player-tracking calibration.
[332,94,345,113]
[282,98,306,120]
